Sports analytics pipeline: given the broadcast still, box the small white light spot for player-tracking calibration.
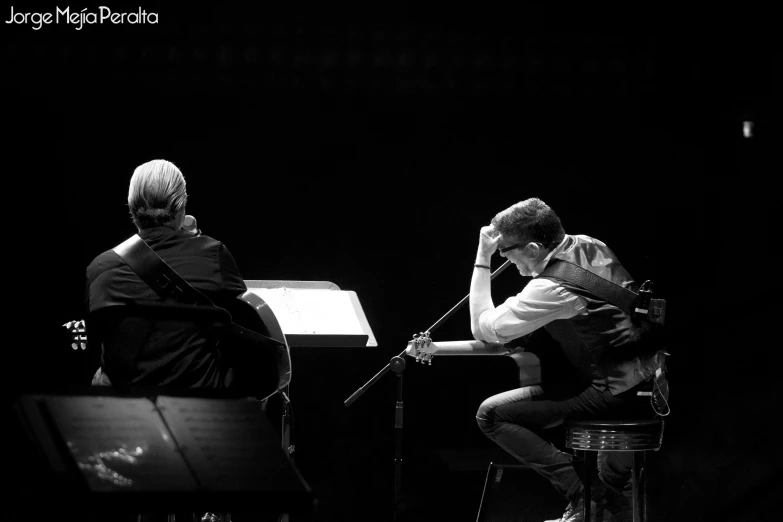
[743,120,753,138]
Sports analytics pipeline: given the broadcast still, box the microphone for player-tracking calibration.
[182,214,201,236]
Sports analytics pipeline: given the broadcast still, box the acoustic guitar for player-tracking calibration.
[62,291,292,400]
[232,290,292,398]
[405,332,543,388]
[405,332,562,426]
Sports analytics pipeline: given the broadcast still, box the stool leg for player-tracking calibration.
[632,451,647,522]
[581,450,592,522]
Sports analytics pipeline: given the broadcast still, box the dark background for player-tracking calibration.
[3,6,778,521]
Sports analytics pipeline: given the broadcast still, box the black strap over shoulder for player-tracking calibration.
[113,234,213,306]
[108,234,289,399]
[538,259,638,315]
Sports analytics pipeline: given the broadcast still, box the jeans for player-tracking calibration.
[476,380,665,505]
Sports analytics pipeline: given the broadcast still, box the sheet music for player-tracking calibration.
[157,396,306,492]
[248,287,365,336]
[43,396,197,492]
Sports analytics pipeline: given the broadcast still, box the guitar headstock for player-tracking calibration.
[63,319,87,350]
[407,331,434,365]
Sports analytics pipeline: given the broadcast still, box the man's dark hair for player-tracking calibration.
[491,197,565,250]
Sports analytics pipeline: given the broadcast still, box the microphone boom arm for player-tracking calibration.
[344,258,511,407]
[425,259,512,334]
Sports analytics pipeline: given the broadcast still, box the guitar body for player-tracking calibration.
[405,337,560,426]
[68,292,293,399]
[235,291,292,397]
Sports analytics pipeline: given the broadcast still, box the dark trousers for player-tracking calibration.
[476,382,661,504]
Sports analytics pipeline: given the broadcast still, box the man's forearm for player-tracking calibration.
[470,251,494,339]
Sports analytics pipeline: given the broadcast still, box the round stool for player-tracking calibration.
[565,418,664,522]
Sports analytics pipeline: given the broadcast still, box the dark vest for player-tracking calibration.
[538,234,658,395]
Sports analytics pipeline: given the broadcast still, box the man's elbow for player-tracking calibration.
[471,324,486,342]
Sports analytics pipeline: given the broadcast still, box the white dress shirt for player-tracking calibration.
[478,235,587,344]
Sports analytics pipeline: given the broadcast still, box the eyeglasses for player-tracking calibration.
[498,243,523,254]
[498,242,543,255]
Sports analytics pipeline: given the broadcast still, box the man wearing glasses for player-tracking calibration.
[470,197,667,522]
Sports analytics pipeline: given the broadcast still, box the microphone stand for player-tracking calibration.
[344,259,512,521]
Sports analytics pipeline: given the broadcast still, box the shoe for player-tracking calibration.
[544,497,603,522]
[200,514,231,522]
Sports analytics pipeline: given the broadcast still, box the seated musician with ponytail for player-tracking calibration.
[470,197,668,522]
[86,159,249,391]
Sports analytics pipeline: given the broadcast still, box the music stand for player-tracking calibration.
[244,280,376,450]
[244,280,377,349]
[13,393,315,518]
[244,280,376,522]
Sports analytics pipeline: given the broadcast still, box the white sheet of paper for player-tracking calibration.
[246,288,365,336]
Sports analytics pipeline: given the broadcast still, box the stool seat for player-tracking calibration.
[566,418,663,452]
[567,419,661,430]
[564,418,665,522]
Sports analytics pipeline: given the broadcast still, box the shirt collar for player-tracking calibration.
[138,226,182,242]
[530,234,570,277]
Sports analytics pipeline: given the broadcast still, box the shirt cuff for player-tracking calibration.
[478,309,501,343]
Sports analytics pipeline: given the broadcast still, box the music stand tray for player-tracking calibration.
[244,280,377,348]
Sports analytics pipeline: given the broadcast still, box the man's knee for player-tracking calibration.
[476,385,543,433]
[475,399,495,434]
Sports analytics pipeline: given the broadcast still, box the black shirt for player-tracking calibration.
[86,226,248,390]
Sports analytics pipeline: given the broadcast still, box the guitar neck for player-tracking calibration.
[405,338,541,387]
[405,339,508,356]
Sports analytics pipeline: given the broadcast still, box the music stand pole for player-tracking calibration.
[279,384,293,522]
[344,260,511,521]
[391,356,405,521]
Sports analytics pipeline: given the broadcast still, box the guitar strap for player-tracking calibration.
[539,259,671,415]
[538,259,638,315]
[111,234,287,399]
[112,234,215,307]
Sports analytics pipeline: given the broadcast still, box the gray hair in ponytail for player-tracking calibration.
[127,159,188,229]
